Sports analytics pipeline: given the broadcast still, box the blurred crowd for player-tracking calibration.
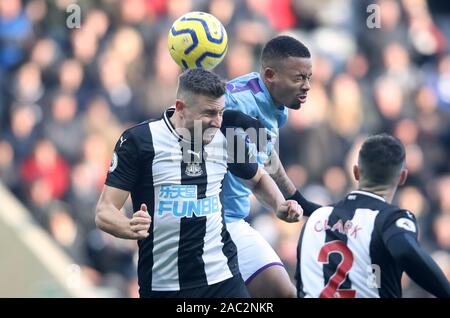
[0,0,449,297]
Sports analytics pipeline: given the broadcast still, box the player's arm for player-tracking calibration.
[266,150,322,216]
[221,110,269,152]
[247,167,302,223]
[383,212,450,298]
[95,185,150,240]
[96,128,151,240]
[228,158,302,223]
[386,233,450,297]
[222,110,263,131]
[227,129,302,222]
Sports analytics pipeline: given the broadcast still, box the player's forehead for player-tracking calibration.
[195,94,225,111]
[278,56,312,75]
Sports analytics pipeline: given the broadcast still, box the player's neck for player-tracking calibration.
[169,113,193,142]
[261,77,283,108]
[269,95,283,109]
[358,185,396,203]
[170,112,182,130]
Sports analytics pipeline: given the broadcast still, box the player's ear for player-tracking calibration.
[263,67,276,83]
[175,99,185,113]
[353,165,360,181]
[398,168,408,186]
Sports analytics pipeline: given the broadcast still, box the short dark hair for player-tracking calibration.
[261,35,311,66]
[177,68,226,100]
[358,134,406,186]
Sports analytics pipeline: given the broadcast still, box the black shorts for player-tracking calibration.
[141,274,250,298]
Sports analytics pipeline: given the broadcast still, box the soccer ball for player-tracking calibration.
[168,11,228,70]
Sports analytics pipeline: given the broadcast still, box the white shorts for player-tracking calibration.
[227,219,284,283]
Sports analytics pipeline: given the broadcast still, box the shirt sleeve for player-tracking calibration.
[226,128,258,180]
[221,110,263,132]
[381,209,419,245]
[105,129,140,191]
[383,211,450,298]
[228,162,258,180]
[221,110,272,155]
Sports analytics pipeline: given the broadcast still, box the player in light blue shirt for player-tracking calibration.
[222,36,321,297]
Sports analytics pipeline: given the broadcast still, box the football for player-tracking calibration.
[168,11,228,70]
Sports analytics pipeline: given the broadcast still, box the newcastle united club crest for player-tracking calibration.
[185,162,203,177]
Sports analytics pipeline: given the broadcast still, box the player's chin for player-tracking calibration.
[203,134,215,144]
[202,128,218,144]
[289,95,308,109]
[287,102,302,110]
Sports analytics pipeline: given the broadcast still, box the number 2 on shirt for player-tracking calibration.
[318,240,356,298]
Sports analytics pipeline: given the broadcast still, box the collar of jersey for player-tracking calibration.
[163,107,193,144]
[350,190,386,202]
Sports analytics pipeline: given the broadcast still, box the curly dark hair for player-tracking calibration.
[358,133,406,186]
[261,35,311,66]
[177,68,226,99]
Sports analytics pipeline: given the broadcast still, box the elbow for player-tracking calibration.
[95,205,107,231]
[94,214,102,230]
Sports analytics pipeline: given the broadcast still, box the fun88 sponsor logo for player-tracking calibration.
[158,185,220,217]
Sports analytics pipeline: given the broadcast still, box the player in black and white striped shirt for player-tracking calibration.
[296,134,450,298]
[95,68,301,298]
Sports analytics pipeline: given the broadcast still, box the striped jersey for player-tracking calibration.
[297,190,419,298]
[105,109,257,292]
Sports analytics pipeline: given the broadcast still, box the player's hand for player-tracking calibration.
[130,203,151,239]
[276,200,303,223]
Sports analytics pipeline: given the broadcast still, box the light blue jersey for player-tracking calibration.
[222,72,288,223]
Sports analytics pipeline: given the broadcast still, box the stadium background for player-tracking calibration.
[0,0,449,297]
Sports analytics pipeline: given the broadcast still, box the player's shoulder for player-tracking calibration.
[118,119,159,149]
[227,72,260,85]
[378,202,416,219]
[226,73,262,96]
[375,203,417,232]
[226,73,264,112]
[124,118,160,136]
